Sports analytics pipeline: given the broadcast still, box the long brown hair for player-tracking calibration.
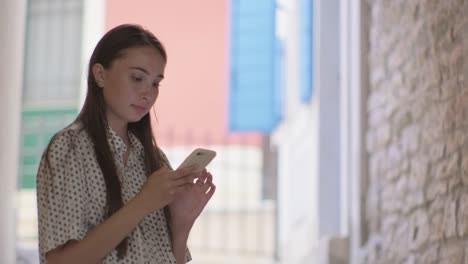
[47,24,168,259]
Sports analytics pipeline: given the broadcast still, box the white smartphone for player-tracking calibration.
[177,148,217,173]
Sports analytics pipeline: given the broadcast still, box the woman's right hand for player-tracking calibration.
[137,165,199,215]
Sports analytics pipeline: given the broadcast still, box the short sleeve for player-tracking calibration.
[36,130,89,261]
[158,148,173,170]
[185,247,192,263]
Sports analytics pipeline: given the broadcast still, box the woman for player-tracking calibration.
[36,24,215,264]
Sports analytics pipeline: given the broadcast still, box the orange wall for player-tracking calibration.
[105,1,261,146]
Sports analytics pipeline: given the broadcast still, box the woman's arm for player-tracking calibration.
[46,193,148,264]
[169,170,216,263]
[171,228,191,264]
[46,165,198,264]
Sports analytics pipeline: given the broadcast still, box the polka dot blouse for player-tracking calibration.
[36,123,191,263]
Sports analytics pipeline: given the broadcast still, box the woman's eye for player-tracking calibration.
[131,76,143,82]
[153,82,160,89]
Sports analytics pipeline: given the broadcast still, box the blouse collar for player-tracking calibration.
[106,126,144,158]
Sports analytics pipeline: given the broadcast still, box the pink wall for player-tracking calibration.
[105,1,261,146]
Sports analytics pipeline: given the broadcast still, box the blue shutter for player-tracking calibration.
[228,0,280,132]
[274,38,285,123]
[299,0,313,103]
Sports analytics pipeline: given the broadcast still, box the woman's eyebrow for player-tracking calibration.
[129,66,164,78]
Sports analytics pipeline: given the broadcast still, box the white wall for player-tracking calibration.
[273,0,347,263]
[0,1,27,263]
[316,0,341,239]
[273,104,319,264]
[273,0,320,263]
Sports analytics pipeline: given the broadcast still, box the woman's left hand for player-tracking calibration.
[169,169,216,232]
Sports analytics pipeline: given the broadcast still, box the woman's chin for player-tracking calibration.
[127,117,143,123]
[127,113,147,123]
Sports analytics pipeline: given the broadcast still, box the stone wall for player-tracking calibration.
[364,0,467,263]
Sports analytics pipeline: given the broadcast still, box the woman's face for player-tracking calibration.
[93,46,166,130]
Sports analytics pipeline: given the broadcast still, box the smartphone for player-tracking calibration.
[177,148,217,173]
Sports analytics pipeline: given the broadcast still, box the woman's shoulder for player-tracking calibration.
[46,122,89,153]
[39,122,90,173]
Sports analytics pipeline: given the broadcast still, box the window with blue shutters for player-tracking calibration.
[228,0,282,133]
[299,0,313,103]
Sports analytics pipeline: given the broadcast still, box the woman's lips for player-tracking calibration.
[131,104,147,114]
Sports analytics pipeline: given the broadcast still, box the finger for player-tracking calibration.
[171,170,192,182]
[201,181,211,193]
[205,173,213,185]
[196,171,208,184]
[173,174,196,187]
[174,164,199,178]
[205,183,216,198]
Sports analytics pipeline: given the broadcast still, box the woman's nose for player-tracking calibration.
[140,83,155,100]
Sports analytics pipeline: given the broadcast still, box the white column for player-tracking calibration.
[0,1,27,263]
[79,0,105,107]
[316,0,342,238]
[340,0,369,263]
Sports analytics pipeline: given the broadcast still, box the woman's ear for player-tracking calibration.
[92,63,106,88]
